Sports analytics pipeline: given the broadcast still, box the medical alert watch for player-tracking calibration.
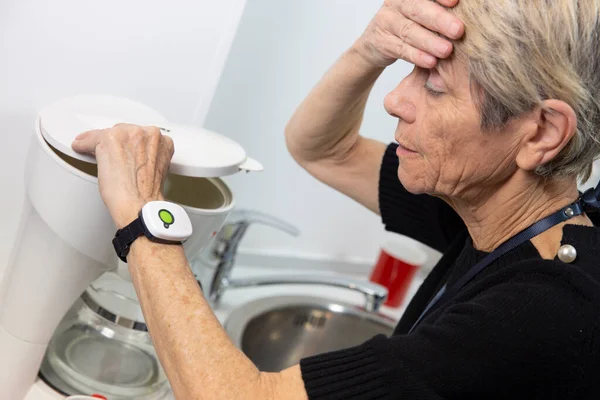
[112,201,193,262]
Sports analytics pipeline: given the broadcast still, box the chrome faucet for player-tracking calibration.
[204,210,388,313]
[222,275,388,313]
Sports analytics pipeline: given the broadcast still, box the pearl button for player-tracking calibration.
[557,244,577,263]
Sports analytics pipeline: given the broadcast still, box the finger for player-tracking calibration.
[158,135,175,180]
[390,18,453,58]
[161,134,175,159]
[394,0,464,39]
[157,134,174,170]
[72,129,105,155]
[381,37,437,68]
[436,0,459,8]
[146,124,170,135]
[143,126,172,156]
[143,126,162,162]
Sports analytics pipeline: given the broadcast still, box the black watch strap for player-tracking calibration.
[112,217,146,263]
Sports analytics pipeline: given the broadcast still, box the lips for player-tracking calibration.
[395,139,417,153]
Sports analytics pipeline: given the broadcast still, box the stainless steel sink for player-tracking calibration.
[225,295,397,372]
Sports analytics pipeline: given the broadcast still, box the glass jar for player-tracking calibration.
[40,293,170,399]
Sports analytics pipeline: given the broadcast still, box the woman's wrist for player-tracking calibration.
[111,194,165,229]
[345,45,388,76]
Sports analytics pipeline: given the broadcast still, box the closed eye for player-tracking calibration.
[424,80,444,97]
[423,66,447,97]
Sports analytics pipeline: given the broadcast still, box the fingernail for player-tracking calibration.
[437,42,451,56]
[450,22,461,37]
[423,54,437,67]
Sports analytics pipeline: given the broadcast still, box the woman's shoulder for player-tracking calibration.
[518,224,600,299]
[469,224,600,303]
[510,258,600,302]
[475,252,600,312]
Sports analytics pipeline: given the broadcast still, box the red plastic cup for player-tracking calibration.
[369,238,427,308]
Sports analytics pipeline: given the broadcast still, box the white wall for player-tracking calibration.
[205,0,428,267]
[0,0,247,272]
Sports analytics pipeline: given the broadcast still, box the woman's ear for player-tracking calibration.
[515,99,577,172]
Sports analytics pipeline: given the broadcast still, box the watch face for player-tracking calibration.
[141,201,193,242]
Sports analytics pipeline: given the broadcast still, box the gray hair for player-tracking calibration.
[451,0,600,181]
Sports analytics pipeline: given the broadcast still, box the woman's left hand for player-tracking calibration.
[71,123,174,229]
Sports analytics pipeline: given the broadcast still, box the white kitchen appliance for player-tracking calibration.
[0,94,261,399]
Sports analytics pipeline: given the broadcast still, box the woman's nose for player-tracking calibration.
[384,87,417,124]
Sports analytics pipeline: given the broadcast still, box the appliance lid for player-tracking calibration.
[39,94,263,178]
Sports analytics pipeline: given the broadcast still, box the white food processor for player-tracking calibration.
[0,94,261,399]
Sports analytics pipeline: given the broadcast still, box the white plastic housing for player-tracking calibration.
[24,379,65,400]
[0,124,119,399]
[0,108,236,399]
[141,201,193,242]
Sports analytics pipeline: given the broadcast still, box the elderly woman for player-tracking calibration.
[72,0,600,398]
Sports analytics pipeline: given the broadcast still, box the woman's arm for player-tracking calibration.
[127,237,308,400]
[285,0,463,214]
[285,48,388,214]
[72,124,306,399]
[72,125,308,400]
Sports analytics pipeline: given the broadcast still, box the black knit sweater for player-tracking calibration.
[300,143,600,399]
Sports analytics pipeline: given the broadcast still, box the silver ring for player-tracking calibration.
[81,291,148,332]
